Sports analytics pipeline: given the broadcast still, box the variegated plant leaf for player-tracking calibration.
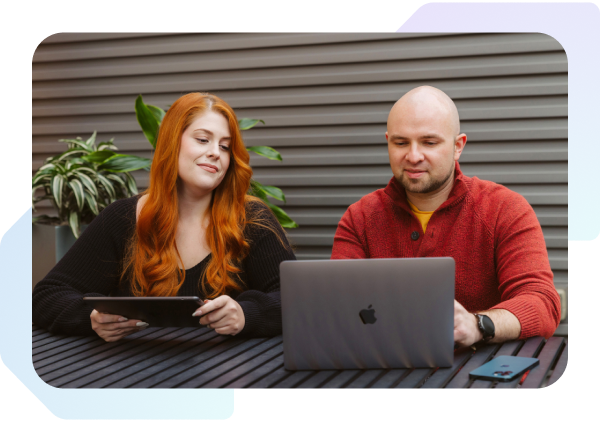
[75,172,99,197]
[37,162,56,173]
[59,137,93,152]
[32,172,53,186]
[51,174,65,209]
[123,172,138,195]
[68,179,85,211]
[85,131,97,148]
[84,191,99,215]
[96,173,116,202]
[68,210,80,238]
[54,162,67,174]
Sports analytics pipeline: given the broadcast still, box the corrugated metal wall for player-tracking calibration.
[33,33,568,332]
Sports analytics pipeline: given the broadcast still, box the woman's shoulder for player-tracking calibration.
[99,195,141,228]
[244,197,285,241]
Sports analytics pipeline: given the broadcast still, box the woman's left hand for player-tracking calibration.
[192,296,245,336]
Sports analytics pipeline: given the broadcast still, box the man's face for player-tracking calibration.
[386,100,463,195]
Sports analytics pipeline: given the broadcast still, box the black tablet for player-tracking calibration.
[83,296,204,327]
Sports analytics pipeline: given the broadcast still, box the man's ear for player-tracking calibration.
[454,133,467,161]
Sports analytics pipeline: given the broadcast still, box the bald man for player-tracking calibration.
[332,86,561,348]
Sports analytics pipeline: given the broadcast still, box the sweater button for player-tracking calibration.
[411,231,420,241]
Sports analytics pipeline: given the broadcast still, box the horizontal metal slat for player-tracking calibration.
[248,140,567,168]
[33,33,563,81]
[40,33,167,44]
[32,74,568,118]
[34,33,439,63]
[32,52,567,99]
[249,162,567,186]
[32,96,567,136]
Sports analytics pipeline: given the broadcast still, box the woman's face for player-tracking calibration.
[178,110,231,196]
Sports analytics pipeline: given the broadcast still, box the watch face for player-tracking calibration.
[480,315,495,337]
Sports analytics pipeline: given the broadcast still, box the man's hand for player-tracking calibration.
[90,309,148,342]
[453,300,482,348]
[192,296,245,336]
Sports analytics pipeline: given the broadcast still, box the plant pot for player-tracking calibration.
[55,225,87,262]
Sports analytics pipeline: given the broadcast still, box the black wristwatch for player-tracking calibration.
[473,313,495,343]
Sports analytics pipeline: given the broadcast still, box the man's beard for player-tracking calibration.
[400,164,454,194]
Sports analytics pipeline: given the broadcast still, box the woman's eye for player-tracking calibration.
[220,145,230,151]
[196,138,209,143]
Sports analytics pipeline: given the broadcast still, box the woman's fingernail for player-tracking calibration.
[192,310,202,317]
[136,322,149,327]
[118,317,128,322]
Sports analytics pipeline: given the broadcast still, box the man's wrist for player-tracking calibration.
[472,314,484,344]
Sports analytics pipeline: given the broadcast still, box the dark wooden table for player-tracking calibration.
[32,325,567,388]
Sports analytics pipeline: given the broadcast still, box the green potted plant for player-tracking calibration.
[134,95,298,228]
[32,132,151,261]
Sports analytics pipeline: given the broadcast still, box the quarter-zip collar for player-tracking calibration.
[384,162,470,214]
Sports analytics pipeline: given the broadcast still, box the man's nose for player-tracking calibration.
[406,143,424,163]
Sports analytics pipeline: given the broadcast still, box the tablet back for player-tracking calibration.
[280,258,455,370]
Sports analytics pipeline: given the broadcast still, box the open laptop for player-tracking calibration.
[280,257,455,370]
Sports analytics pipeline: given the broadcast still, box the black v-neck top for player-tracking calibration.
[32,196,296,338]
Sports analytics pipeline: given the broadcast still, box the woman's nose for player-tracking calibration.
[206,142,220,158]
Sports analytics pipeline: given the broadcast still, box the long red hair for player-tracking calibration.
[123,92,261,298]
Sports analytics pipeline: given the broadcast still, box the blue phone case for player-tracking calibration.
[469,356,539,382]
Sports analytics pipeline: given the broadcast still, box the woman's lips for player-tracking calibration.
[198,164,218,173]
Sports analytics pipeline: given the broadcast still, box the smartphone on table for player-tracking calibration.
[469,356,539,382]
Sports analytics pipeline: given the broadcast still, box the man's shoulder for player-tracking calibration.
[347,188,390,215]
[464,177,534,227]
[466,176,527,206]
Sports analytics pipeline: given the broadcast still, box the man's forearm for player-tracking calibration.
[479,309,521,343]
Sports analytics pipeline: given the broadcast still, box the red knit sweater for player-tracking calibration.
[332,164,560,339]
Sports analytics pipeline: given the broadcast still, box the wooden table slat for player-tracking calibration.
[65,328,211,388]
[110,332,231,388]
[320,370,362,388]
[151,338,269,388]
[495,336,545,388]
[469,340,524,388]
[295,370,339,388]
[369,369,410,388]
[521,337,565,388]
[33,336,99,360]
[32,329,51,338]
[421,347,473,389]
[35,328,172,376]
[178,337,283,388]
[546,342,567,387]
[445,343,501,388]
[395,368,434,388]
[32,331,63,344]
[47,328,195,387]
[248,365,292,388]
[32,326,562,389]
[346,369,386,388]
[272,369,315,388]
[207,343,283,388]
[130,336,252,388]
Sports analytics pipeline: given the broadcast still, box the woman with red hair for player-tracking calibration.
[33,93,295,341]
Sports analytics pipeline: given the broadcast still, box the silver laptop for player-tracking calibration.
[281,257,455,370]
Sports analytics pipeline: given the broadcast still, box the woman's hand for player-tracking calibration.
[192,296,245,336]
[90,309,148,342]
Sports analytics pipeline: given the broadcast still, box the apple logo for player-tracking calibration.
[359,304,377,324]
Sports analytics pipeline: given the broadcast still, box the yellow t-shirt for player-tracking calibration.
[407,200,434,233]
